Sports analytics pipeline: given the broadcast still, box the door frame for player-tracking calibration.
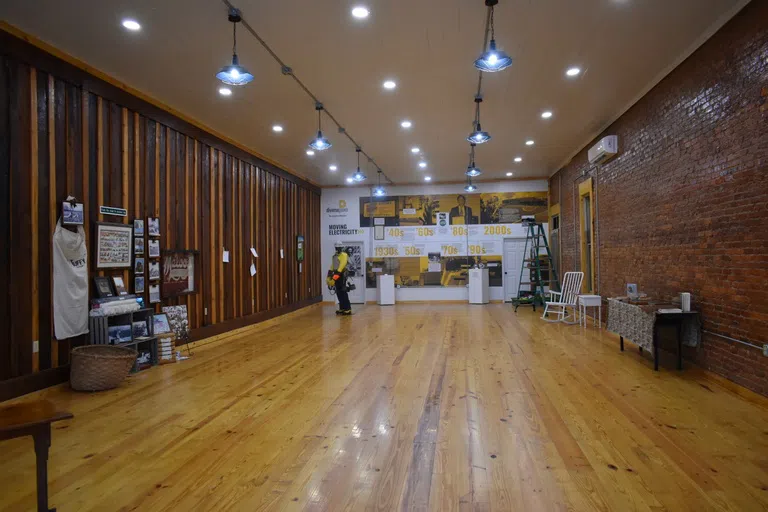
[502,237,526,303]
[342,239,366,304]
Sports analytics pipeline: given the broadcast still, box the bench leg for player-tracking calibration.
[33,424,55,512]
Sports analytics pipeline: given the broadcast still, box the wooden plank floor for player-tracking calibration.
[1,304,767,511]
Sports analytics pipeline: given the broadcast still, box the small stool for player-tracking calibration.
[578,295,602,328]
[0,400,73,512]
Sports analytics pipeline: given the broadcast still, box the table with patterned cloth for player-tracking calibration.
[606,298,701,370]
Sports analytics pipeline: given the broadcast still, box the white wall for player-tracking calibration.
[321,180,549,303]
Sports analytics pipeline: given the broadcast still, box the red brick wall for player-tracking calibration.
[549,1,768,394]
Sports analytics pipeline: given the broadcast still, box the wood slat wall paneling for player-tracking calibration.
[0,30,321,397]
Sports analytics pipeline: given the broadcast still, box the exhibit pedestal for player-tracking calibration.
[377,274,395,305]
[468,268,490,304]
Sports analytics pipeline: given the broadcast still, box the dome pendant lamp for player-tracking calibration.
[216,9,255,86]
[373,170,386,197]
[464,177,478,193]
[465,143,483,177]
[308,103,332,151]
[467,95,491,144]
[352,148,366,182]
[474,0,513,73]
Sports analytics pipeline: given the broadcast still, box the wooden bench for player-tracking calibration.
[0,400,73,512]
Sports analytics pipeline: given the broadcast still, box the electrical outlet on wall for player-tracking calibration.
[763,344,768,357]
[204,307,208,316]
[33,340,39,353]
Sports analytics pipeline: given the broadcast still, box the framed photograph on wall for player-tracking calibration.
[95,223,133,269]
[134,219,144,236]
[149,284,160,304]
[148,239,160,258]
[135,275,145,294]
[148,261,161,281]
[135,257,145,274]
[62,201,84,226]
[148,217,161,237]
[161,251,197,298]
[134,237,144,255]
[296,236,305,262]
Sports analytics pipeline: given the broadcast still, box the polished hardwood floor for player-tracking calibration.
[1,304,767,511]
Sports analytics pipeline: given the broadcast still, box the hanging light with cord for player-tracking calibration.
[465,143,483,177]
[216,8,255,86]
[474,0,513,73]
[467,95,491,144]
[373,170,386,197]
[308,102,332,151]
[352,147,366,182]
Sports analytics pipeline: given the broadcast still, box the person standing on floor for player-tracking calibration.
[327,242,352,315]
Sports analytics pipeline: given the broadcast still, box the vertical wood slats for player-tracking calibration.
[0,54,321,384]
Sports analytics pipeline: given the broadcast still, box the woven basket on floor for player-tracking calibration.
[70,345,137,392]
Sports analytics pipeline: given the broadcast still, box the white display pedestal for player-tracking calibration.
[468,268,490,304]
[377,274,395,305]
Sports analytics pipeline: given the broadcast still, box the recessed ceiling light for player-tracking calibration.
[351,6,370,19]
[525,140,535,146]
[400,120,412,128]
[272,125,283,133]
[329,165,338,171]
[306,150,315,156]
[410,147,420,154]
[506,172,513,177]
[566,67,581,77]
[121,19,141,31]
[382,80,397,90]
[514,157,522,163]
[541,111,553,119]
[424,176,432,182]
[418,161,427,169]
[218,87,232,96]
[346,177,354,183]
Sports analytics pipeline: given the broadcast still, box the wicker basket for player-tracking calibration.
[70,345,137,392]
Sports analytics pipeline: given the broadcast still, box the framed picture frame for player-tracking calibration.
[147,217,161,237]
[94,276,114,298]
[132,320,149,339]
[153,313,172,335]
[149,284,161,304]
[95,222,133,269]
[148,239,160,258]
[148,261,161,281]
[161,250,198,298]
[112,276,128,296]
[135,275,145,294]
[62,201,84,226]
[297,235,305,262]
[162,305,190,342]
[134,257,145,274]
[134,237,144,255]
[133,219,144,236]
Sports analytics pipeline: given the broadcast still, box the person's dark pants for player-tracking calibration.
[335,279,351,311]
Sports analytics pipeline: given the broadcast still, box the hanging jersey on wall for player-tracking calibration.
[53,219,89,339]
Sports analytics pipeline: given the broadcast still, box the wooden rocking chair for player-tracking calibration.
[542,272,584,323]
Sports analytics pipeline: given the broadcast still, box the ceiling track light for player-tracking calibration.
[474,0,513,73]
[373,170,386,197]
[216,8,255,86]
[467,95,491,144]
[352,147,367,182]
[465,143,483,177]
[308,103,332,151]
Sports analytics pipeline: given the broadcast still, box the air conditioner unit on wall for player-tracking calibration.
[588,135,618,165]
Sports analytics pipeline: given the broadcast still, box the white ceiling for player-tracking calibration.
[0,0,748,185]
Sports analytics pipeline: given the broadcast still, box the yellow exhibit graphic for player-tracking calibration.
[366,255,503,288]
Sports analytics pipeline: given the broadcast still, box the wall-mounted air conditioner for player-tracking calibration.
[588,135,618,165]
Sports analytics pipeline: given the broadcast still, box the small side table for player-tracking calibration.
[578,295,602,328]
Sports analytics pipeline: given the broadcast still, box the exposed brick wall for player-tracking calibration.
[549,1,768,395]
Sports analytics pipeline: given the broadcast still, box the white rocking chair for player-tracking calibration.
[542,272,584,323]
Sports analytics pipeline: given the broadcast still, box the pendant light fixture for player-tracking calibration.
[352,148,366,182]
[465,143,483,177]
[373,170,386,197]
[467,95,491,144]
[216,9,255,86]
[474,0,513,73]
[308,103,332,151]
[464,177,478,193]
